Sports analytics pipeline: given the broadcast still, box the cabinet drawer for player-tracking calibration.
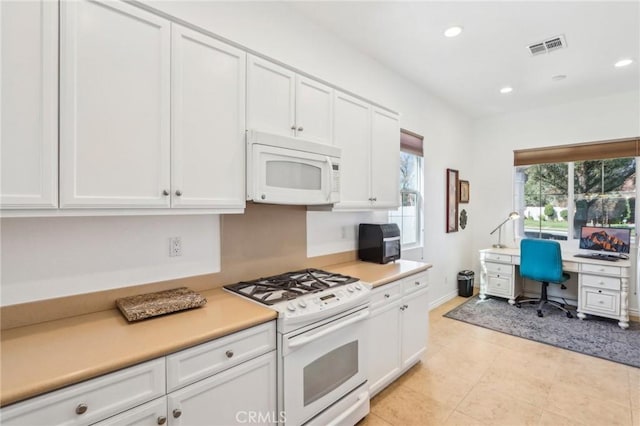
[485,262,512,276]
[166,321,276,392]
[581,287,620,316]
[0,358,165,426]
[486,275,511,297]
[484,253,511,263]
[580,263,621,276]
[402,272,428,295]
[92,397,166,426]
[371,281,402,310]
[581,274,621,291]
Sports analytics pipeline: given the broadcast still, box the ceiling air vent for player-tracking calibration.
[527,35,567,56]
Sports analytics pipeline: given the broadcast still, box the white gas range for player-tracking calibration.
[225,269,372,426]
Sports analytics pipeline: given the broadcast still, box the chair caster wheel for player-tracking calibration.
[537,311,543,317]
[567,312,573,318]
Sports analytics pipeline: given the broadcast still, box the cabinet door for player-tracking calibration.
[167,352,277,426]
[295,76,333,144]
[368,300,401,396]
[1,0,58,208]
[370,107,400,209]
[60,0,171,208]
[247,55,295,138]
[400,288,429,369]
[333,92,371,209]
[171,24,246,209]
[93,397,167,426]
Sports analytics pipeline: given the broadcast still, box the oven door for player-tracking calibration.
[281,307,369,426]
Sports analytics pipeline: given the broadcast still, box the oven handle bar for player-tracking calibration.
[288,310,370,348]
[326,390,370,426]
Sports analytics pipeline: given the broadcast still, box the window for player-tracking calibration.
[513,139,638,242]
[389,130,424,247]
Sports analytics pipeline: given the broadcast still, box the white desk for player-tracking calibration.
[479,247,632,329]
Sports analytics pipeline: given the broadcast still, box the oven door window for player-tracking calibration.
[266,160,321,190]
[384,240,400,258]
[303,341,358,406]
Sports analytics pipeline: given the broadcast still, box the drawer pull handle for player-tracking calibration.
[384,294,390,298]
[157,416,167,425]
[173,409,182,419]
[599,268,605,272]
[415,281,420,286]
[75,404,88,415]
[598,290,603,293]
[598,301,604,304]
[226,350,234,358]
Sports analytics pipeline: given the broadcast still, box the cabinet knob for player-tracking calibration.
[173,409,182,419]
[157,416,167,425]
[415,281,420,286]
[175,190,182,196]
[400,306,405,311]
[372,197,377,202]
[291,125,297,130]
[598,290,603,293]
[384,294,390,298]
[162,190,170,196]
[226,350,234,358]
[297,126,304,132]
[598,300,604,304]
[404,304,408,309]
[261,194,266,200]
[75,403,88,415]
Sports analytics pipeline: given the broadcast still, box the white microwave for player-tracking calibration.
[247,130,341,205]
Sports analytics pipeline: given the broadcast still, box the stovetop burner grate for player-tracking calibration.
[224,268,359,306]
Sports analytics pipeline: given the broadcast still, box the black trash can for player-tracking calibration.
[457,270,474,297]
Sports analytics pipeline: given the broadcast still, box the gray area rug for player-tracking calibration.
[444,295,640,368]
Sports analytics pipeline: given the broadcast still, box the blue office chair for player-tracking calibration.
[516,239,573,318]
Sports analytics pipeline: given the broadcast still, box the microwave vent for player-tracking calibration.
[527,35,567,56]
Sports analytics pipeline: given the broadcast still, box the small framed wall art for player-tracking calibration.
[459,180,470,203]
[446,168,459,233]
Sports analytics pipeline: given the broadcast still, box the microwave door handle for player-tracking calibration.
[324,156,333,201]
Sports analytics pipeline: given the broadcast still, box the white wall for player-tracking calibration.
[0,215,220,306]
[471,90,640,312]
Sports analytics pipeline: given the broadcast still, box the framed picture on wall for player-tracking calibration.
[446,168,459,233]
[459,180,470,203]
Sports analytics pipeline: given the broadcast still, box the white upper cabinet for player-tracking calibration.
[0,0,58,209]
[295,76,334,144]
[247,55,334,144]
[370,107,400,208]
[60,0,171,208]
[333,92,400,210]
[171,24,246,209]
[333,92,371,209]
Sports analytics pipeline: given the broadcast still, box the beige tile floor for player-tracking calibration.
[360,294,640,426]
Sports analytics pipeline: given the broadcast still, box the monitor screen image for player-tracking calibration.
[579,226,632,254]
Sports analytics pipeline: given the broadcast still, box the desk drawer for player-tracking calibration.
[485,262,512,276]
[484,253,511,263]
[580,263,621,276]
[581,287,620,316]
[166,321,275,392]
[581,274,621,291]
[486,275,511,297]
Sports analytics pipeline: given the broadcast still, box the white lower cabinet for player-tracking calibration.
[0,322,277,426]
[167,351,276,426]
[367,272,429,397]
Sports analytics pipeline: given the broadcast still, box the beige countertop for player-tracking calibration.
[325,259,432,288]
[0,259,431,407]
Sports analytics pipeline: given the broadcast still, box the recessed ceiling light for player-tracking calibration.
[552,74,567,81]
[614,58,633,68]
[500,86,513,94]
[444,26,463,38]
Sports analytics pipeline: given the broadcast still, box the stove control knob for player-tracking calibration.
[298,299,307,308]
[346,285,354,293]
[287,302,296,312]
[355,283,362,291]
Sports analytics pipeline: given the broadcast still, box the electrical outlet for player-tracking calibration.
[169,237,182,257]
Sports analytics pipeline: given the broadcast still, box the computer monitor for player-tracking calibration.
[579,226,632,254]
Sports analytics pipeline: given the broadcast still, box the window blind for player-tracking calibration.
[400,129,424,157]
[513,137,639,166]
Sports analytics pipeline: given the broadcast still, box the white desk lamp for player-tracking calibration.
[490,211,520,248]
